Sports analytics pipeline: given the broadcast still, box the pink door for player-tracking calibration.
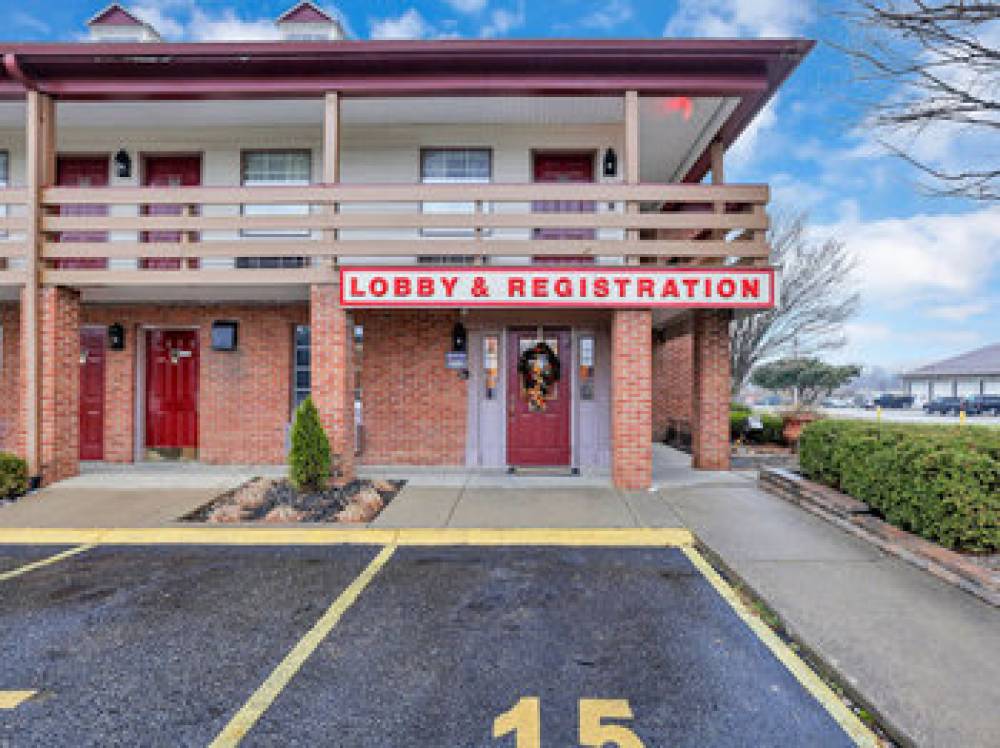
[141,155,201,270]
[507,328,572,467]
[146,330,199,451]
[54,156,109,269]
[79,327,106,460]
[532,153,596,263]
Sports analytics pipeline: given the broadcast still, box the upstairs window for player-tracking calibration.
[240,151,312,269]
[420,148,491,262]
[0,152,8,242]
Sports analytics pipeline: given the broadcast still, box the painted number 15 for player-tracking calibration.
[493,697,644,747]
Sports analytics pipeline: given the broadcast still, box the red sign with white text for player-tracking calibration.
[340,267,777,309]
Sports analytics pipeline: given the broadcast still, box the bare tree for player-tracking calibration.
[730,212,861,393]
[838,1,999,201]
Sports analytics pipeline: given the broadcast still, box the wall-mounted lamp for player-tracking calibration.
[108,323,125,351]
[602,147,618,178]
[451,322,468,354]
[211,320,238,351]
[114,149,132,179]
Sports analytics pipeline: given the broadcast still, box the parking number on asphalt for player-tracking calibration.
[493,697,644,747]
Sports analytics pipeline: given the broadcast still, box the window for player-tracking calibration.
[0,151,8,242]
[292,324,311,412]
[420,148,491,261]
[239,150,311,269]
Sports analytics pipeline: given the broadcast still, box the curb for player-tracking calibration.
[759,468,999,608]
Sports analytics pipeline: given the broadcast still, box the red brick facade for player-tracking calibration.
[355,310,467,466]
[310,285,355,478]
[652,314,694,442]
[611,309,652,490]
[691,309,731,470]
[39,287,81,484]
[0,304,22,456]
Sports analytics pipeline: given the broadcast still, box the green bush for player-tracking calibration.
[730,405,785,445]
[289,397,332,492]
[799,420,1000,552]
[0,452,29,499]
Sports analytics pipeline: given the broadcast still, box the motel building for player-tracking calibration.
[0,3,810,491]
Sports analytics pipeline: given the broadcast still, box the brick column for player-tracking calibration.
[611,309,652,490]
[691,309,731,470]
[651,314,694,443]
[310,284,354,480]
[38,287,80,484]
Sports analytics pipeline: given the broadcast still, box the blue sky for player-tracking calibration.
[6,0,999,371]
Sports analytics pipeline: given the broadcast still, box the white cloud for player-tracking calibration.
[445,0,488,13]
[815,207,1000,306]
[664,0,812,38]
[188,8,281,41]
[132,2,187,38]
[130,2,350,41]
[925,302,992,322]
[479,2,525,38]
[12,11,51,34]
[370,8,433,40]
[726,95,778,173]
[580,0,633,31]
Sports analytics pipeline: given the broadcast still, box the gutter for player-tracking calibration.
[3,52,39,91]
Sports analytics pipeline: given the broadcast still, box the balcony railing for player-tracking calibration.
[5,183,769,286]
[0,189,29,285]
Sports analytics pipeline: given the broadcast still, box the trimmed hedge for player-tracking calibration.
[799,420,1000,552]
[0,452,29,499]
[730,405,785,445]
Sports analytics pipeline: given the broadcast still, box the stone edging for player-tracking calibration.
[759,468,999,608]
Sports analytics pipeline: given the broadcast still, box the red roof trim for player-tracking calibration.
[277,2,334,24]
[88,4,145,27]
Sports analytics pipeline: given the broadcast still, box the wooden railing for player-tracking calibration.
[0,189,29,285]
[29,183,768,285]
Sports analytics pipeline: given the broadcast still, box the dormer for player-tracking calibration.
[87,3,161,42]
[276,2,345,41]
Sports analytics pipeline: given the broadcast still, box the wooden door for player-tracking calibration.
[141,155,201,270]
[79,327,106,460]
[54,156,109,269]
[532,153,596,258]
[507,328,572,467]
[145,330,199,453]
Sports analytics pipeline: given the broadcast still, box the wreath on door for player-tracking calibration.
[518,341,561,411]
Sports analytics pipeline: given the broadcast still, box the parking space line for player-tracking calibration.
[0,544,94,583]
[0,691,37,709]
[208,544,397,748]
[681,546,880,748]
[0,527,694,547]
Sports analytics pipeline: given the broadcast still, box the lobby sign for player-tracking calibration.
[340,266,777,309]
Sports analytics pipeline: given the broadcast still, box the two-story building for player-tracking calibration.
[0,3,811,491]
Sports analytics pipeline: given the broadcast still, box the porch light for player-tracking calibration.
[451,322,468,353]
[114,149,132,178]
[602,148,618,178]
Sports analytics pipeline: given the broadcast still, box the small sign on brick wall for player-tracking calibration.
[340,266,777,309]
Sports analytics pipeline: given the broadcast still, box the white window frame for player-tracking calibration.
[420,147,492,242]
[241,149,312,240]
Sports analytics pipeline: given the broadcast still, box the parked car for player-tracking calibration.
[821,397,852,408]
[963,394,1000,416]
[924,397,965,415]
[869,394,915,409]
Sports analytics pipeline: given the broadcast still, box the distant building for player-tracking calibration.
[902,344,1000,404]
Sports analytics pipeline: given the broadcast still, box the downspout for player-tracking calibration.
[3,52,40,91]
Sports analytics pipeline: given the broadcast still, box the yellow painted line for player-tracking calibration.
[681,546,880,748]
[0,544,93,583]
[0,527,693,547]
[0,690,37,709]
[209,544,397,747]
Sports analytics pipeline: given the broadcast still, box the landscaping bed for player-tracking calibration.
[182,477,405,524]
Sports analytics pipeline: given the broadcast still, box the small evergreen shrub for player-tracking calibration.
[289,397,332,492]
[729,405,785,445]
[0,452,29,499]
[799,420,1000,552]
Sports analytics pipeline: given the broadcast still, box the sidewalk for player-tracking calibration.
[644,448,1000,748]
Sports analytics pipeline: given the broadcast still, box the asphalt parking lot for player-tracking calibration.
[0,541,873,747]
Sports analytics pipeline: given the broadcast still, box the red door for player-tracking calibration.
[54,156,109,269]
[79,327,106,460]
[141,155,201,270]
[146,330,199,452]
[532,153,596,263]
[507,328,572,467]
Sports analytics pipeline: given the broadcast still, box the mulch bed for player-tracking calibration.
[182,477,405,524]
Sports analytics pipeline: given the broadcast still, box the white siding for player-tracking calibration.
[930,380,954,398]
[956,378,981,397]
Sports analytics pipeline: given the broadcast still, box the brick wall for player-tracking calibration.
[40,288,80,484]
[0,304,23,457]
[83,303,307,465]
[310,285,355,478]
[691,309,731,470]
[355,310,467,466]
[652,314,693,442]
[611,309,652,490]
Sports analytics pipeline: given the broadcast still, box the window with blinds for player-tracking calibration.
[419,148,491,262]
[239,150,311,268]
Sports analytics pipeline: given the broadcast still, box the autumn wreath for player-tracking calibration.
[518,341,561,411]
